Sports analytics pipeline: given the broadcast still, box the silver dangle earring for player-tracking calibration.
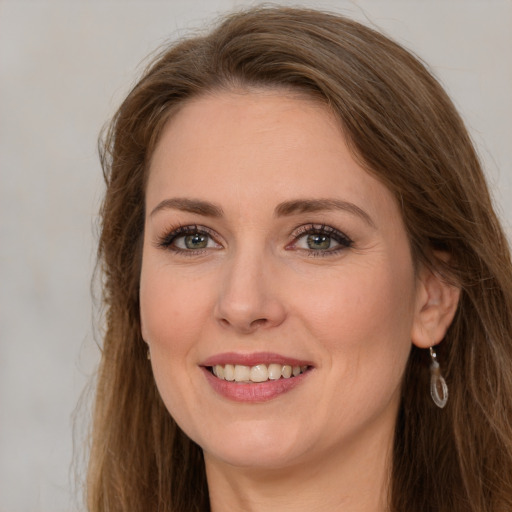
[429,347,448,408]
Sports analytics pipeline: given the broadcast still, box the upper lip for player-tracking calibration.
[201,352,314,368]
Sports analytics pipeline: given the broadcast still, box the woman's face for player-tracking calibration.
[140,90,424,471]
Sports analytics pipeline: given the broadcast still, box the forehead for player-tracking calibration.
[146,90,398,223]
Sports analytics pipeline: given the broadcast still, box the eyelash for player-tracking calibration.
[156,223,353,256]
[156,224,220,255]
[288,224,353,257]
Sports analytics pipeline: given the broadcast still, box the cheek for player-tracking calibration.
[306,261,414,340]
[139,258,215,433]
[139,254,206,375]
[140,256,214,348]
[303,264,415,433]
[299,258,417,391]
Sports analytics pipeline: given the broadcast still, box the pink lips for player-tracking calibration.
[200,352,313,403]
[201,352,312,368]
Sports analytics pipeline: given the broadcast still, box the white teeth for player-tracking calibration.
[214,365,225,379]
[234,365,250,382]
[268,363,282,380]
[281,365,292,378]
[211,363,308,382]
[250,364,269,382]
[224,364,235,381]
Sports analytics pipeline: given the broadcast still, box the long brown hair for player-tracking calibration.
[88,7,512,511]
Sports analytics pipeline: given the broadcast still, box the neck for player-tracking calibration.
[204,421,393,512]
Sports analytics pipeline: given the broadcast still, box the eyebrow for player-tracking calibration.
[274,199,376,228]
[150,198,224,218]
[150,197,375,228]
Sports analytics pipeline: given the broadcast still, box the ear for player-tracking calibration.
[140,312,149,344]
[411,264,460,349]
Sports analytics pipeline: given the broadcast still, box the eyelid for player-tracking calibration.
[287,223,353,252]
[155,224,222,251]
[155,222,352,256]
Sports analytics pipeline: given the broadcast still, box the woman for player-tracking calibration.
[88,6,512,511]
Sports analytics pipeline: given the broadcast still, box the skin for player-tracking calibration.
[140,90,459,512]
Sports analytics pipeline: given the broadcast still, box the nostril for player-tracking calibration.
[250,318,267,329]
[217,316,268,332]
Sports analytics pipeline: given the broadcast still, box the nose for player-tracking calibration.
[214,249,287,334]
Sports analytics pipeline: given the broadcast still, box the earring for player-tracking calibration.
[147,348,151,361]
[429,347,448,408]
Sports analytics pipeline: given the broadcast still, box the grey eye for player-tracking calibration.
[292,225,353,253]
[306,233,332,250]
[183,233,209,249]
[173,232,217,250]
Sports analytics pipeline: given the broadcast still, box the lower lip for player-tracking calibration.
[201,367,310,402]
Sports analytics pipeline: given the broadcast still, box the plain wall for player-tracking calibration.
[0,1,510,510]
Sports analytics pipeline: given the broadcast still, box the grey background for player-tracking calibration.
[0,1,510,511]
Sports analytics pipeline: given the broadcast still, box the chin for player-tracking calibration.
[195,418,310,470]
[204,444,304,471]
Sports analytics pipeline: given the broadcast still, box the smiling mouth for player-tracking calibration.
[208,363,310,383]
